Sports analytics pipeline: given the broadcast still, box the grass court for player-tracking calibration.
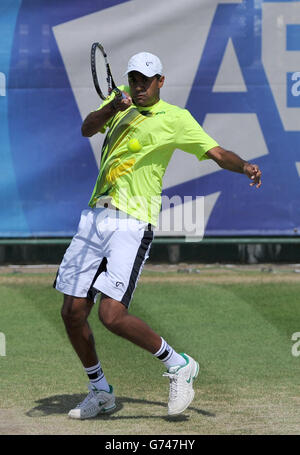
[0,264,300,435]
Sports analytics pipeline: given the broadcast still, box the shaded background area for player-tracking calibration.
[1,0,300,262]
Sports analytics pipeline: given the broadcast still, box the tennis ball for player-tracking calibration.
[127,138,142,152]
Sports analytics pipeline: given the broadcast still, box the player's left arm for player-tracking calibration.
[206,146,262,189]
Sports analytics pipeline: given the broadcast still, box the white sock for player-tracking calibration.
[85,361,110,392]
[153,337,186,369]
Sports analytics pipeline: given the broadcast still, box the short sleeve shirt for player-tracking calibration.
[88,85,219,225]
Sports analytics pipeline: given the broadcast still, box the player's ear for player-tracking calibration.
[158,75,165,88]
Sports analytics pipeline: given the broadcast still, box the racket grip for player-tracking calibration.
[113,88,125,100]
[118,90,126,100]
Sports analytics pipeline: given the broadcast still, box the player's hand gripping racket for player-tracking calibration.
[90,42,125,102]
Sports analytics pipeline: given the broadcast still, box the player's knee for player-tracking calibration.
[61,296,88,329]
[98,298,126,334]
[99,307,120,332]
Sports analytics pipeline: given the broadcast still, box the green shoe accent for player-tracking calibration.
[108,385,114,394]
[100,403,116,414]
[179,352,189,365]
[91,384,114,394]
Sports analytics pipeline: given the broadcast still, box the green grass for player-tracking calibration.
[1,271,300,434]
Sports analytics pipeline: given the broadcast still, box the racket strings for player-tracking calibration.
[91,43,118,100]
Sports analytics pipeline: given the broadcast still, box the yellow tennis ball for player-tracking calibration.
[127,138,142,152]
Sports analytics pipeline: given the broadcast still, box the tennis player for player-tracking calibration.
[54,52,262,419]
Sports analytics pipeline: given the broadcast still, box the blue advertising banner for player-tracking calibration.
[1,0,300,237]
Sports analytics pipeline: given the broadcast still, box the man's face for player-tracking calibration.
[128,71,165,107]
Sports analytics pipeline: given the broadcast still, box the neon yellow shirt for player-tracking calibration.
[88,85,218,225]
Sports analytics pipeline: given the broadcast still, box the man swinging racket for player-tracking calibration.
[54,51,262,419]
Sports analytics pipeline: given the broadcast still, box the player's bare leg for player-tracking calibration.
[61,295,98,367]
[61,294,116,419]
[98,294,162,353]
[98,294,199,415]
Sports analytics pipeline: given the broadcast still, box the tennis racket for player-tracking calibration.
[90,42,124,101]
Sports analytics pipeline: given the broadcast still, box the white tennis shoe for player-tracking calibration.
[163,353,199,416]
[68,384,116,419]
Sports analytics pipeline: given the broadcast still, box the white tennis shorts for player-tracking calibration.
[54,208,153,307]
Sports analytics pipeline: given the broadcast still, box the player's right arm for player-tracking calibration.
[81,93,132,137]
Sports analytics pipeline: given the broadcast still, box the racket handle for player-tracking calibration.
[113,88,125,100]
